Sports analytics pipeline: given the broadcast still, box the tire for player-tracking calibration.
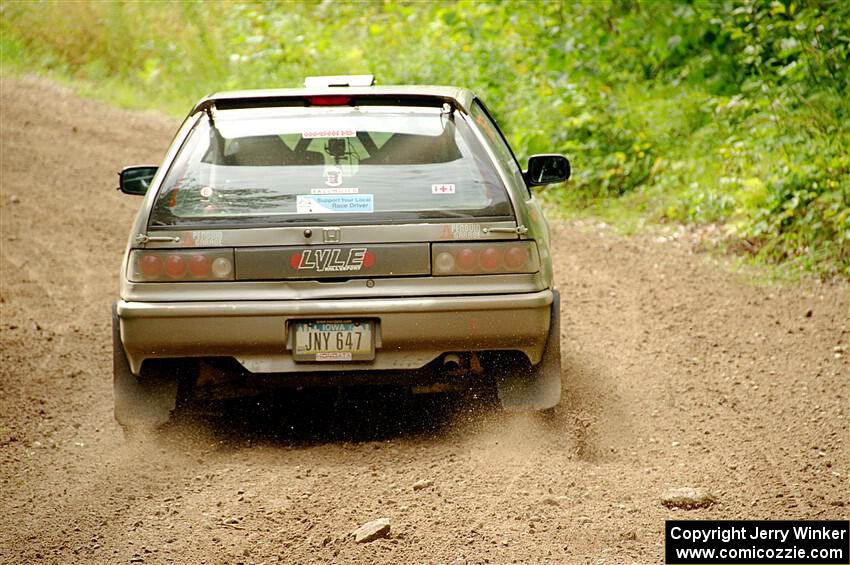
[495,290,562,410]
[112,303,179,435]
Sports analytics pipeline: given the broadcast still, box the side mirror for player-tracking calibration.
[117,166,158,195]
[524,154,570,187]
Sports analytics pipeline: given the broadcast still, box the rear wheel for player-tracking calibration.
[112,304,182,435]
[494,290,562,410]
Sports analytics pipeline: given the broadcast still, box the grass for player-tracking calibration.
[2,0,847,279]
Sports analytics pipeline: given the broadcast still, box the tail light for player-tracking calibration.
[188,254,210,277]
[431,242,539,276]
[128,249,235,282]
[165,255,187,278]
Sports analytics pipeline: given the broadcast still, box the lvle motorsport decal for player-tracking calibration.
[666,520,849,564]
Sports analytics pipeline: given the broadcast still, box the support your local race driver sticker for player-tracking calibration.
[296,194,374,214]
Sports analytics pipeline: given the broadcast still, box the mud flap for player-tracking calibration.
[112,303,178,433]
[496,290,562,410]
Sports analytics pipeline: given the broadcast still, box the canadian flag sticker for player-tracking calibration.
[432,183,456,194]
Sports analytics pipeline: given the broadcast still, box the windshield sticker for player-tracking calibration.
[432,183,456,194]
[324,166,343,187]
[439,223,482,240]
[311,187,359,195]
[303,128,356,139]
[199,186,214,198]
[297,194,374,214]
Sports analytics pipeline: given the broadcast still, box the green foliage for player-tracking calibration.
[2,0,847,277]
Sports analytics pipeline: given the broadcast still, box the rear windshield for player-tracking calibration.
[149,106,513,228]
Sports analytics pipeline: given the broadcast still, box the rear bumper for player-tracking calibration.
[117,290,553,374]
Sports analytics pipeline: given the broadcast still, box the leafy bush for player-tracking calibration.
[2,0,847,276]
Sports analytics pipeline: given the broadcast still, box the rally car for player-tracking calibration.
[114,75,570,430]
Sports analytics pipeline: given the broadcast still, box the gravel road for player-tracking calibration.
[1,76,847,564]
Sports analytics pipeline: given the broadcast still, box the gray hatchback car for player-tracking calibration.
[114,75,570,431]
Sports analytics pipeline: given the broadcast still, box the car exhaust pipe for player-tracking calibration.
[442,353,461,370]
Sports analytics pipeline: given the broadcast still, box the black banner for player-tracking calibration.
[666,520,849,564]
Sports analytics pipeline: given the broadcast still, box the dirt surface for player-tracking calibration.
[1,76,848,564]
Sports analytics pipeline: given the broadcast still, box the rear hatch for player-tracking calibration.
[134,100,537,284]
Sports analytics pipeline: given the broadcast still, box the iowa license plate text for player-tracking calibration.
[292,320,374,362]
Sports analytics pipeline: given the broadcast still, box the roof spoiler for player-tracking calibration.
[304,75,375,88]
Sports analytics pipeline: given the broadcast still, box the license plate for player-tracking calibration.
[292,320,374,362]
